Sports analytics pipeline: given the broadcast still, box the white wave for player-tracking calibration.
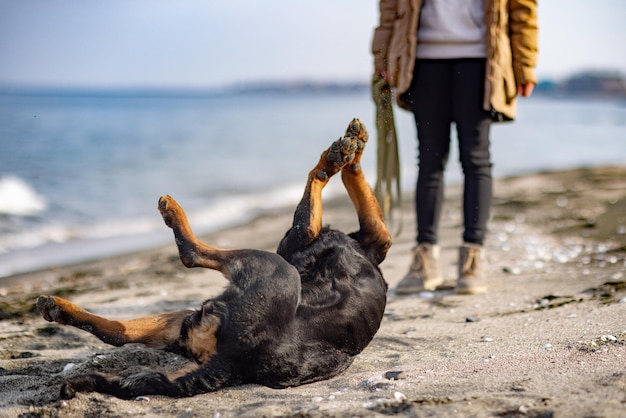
[184,180,346,235]
[0,175,47,216]
[0,179,350,277]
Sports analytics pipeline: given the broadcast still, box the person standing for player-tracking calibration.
[372,0,538,294]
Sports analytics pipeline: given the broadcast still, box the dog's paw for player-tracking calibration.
[60,374,100,399]
[345,118,368,163]
[327,135,358,169]
[326,119,368,170]
[37,295,69,324]
[346,118,368,144]
[158,195,182,228]
[60,380,78,399]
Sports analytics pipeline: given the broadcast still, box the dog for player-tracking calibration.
[36,119,391,399]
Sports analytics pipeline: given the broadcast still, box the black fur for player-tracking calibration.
[62,227,387,398]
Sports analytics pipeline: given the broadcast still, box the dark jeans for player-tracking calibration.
[402,59,493,245]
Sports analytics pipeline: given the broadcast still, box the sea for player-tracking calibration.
[1,88,625,278]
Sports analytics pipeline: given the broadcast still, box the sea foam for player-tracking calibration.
[0,175,47,216]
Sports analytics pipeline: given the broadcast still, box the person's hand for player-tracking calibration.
[517,82,535,97]
[374,69,389,82]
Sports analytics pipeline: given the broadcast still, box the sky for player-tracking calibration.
[0,0,625,90]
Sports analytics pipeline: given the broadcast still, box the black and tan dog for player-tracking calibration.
[37,119,391,399]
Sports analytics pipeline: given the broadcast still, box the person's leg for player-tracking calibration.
[396,60,452,293]
[406,60,453,245]
[452,59,492,245]
[451,59,492,294]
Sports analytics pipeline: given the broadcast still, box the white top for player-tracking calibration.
[417,0,487,59]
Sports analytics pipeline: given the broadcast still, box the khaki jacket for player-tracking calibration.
[372,0,538,121]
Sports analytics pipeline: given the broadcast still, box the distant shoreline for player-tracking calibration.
[0,81,370,99]
[1,70,625,99]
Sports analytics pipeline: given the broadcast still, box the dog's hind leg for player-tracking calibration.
[36,295,193,349]
[158,195,298,286]
[340,120,392,264]
[158,195,233,271]
[277,119,363,256]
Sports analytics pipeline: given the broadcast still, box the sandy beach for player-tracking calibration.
[1,166,625,417]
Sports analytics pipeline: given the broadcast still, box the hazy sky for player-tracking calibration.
[1,0,624,89]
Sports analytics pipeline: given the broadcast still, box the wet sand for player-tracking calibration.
[1,166,625,417]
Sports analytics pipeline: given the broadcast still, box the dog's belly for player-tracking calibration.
[295,268,387,356]
[247,277,386,388]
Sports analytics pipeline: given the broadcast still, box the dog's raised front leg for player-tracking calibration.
[277,119,362,256]
[340,120,392,264]
[36,295,191,348]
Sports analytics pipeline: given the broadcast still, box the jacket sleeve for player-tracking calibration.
[508,0,538,85]
[372,0,399,72]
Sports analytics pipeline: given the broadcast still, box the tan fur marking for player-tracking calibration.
[166,363,201,380]
[38,296,190,348]
[118,312,189,347]
[341,168,391,251]
[186,314,220,363]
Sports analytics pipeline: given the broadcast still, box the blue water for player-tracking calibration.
[1,90,625,278]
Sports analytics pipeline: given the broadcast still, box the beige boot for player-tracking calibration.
[396,244,444,294]
[456,243,487,294]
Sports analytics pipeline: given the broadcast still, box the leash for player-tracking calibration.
[372,74,402,235]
